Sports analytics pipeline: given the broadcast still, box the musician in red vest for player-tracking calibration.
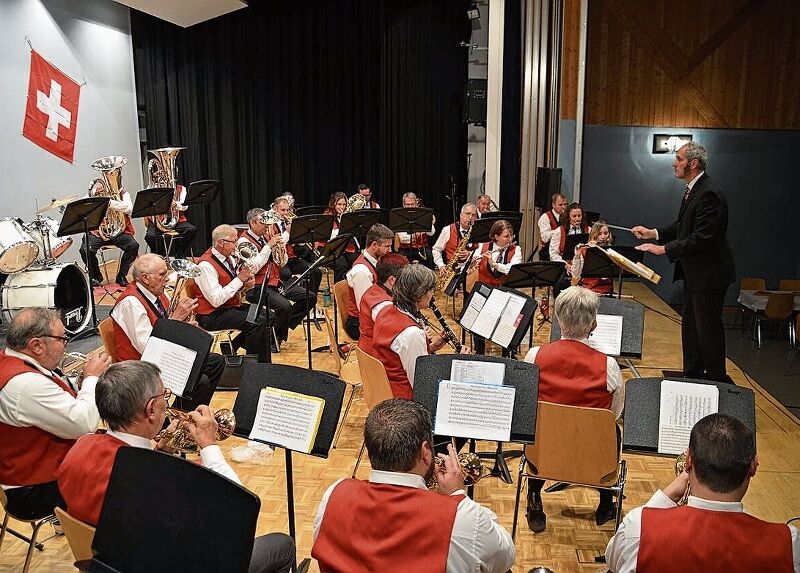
[523,286,624,532]
[57,361,296,572]
[323,192,357,282]
[356,183,380,209]
[549,201,591,268]
[358,253,409,356]
[396,192,436,268]
[239,208,311,348]
[606,413,799,572]
[80,179,140,287]
[0,308,109,520]
[571,221,614,295]
[144,183,198,259]
[312,398,515,573]
[344,223,394,340]
[537,192,568,261]
[193,224,270,362]
[432,202,479,276]
[273,197,323,295]
[110,254,224,410]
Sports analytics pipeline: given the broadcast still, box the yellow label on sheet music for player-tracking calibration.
[248,388,325,454]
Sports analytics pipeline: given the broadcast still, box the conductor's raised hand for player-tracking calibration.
[631,225,657,240]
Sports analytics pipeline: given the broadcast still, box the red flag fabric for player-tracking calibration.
[22,50,81,163]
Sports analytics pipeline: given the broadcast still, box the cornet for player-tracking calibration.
[156,407,236,455]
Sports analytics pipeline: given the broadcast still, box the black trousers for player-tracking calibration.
[174,352,225,411]
[249,533,296,573]
[334,251,359,284]
[280,257,322,294]
[4,481,64,520]
[682,284,732,383]
[345,315,360,341]
[246,283,311,342]
[80,233,139,283]
[145,221,197,258]
[398,247,435,269]
[197,305,269,362]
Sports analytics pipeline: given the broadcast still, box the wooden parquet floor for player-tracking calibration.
[2,282,799,572]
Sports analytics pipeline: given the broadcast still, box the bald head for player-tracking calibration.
[131,254,167,282]
[6,308,62,351]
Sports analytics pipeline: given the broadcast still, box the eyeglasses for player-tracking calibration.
[40,334,70,344]
[219,238,237,244]
[147,387,172,405]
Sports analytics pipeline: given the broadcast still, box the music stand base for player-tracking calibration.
[477,442,523,484]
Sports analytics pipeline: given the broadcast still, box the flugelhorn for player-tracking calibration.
[258,210,288,267]
[156,407,236,455]
[426,452,489,490]
[168,258,201,317]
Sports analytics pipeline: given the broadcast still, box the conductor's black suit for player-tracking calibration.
[657,173,735,382]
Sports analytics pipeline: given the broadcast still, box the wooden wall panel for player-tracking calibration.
[574,0,800,128]
[560,0,581,119]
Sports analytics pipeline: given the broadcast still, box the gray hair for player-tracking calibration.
[393,264,436,314]
[365,399,433,472]
[402,192,418,202]
[461,202,476,215]
[554,286,599,339]
[680,142,708,171]
[6,308,63,350]
[272,197,290,208]
[246,208,265,223]
[212,224,237,243]
[96,361,162,431]
[131,253,165,282]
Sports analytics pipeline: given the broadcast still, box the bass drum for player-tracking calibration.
[1,263,92,335]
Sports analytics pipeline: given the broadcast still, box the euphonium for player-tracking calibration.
[346,193,366,212]
[156,407,236,455]
[90,155,128,240]
[147,147,186,232]
[168,258,201,317]
[259,210,288,267]
[427,452,489,490]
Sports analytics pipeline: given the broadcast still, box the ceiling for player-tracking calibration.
[114,0,248,28]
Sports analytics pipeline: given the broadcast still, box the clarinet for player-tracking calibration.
[428,299,463,353]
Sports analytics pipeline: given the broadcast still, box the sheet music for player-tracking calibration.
[471,289,510,339]
[141,337,197,397]
[491,292,527,348]
[248,388,325,454]
[657,380,719,455]
[435,380,515,442]
[459,291,486,330]
[450,359,505,385]
[585,314,623,356]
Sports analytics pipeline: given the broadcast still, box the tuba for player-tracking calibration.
[346,193,366,212]
[259,210,288,267]
[147,147,186,232]
[156,407,236,455]
[90,156,128,240]
[167,258,202,317]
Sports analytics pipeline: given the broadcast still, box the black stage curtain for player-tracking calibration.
[131,0,469,246]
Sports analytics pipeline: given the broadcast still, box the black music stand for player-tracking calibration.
[580,246,617,294]
[504,261,565,343]
[57,196,111,336]
[146,318,213,406]
[245,260,275,364]
[131,187,174,221]
[184,179,221,251]
[76,447,259,573]
[340,210,383,251]
[294,205,327,216]
[479,211,523,237]
[388,207,434,234]
[563,232,590,262]
[309,233,353,350]
[233,364,344,571]
[550,296,645,358]
[413,355,538,489]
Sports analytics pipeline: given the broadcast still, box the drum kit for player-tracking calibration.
[0,194,93,335]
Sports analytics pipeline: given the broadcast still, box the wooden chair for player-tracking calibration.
[737,277,767,330]
[323,308,362,447]
[333,280,358,358]
[0,488,58,573]
[97,317,118,362]
[778,279,800,292]
[54,507,95,562]
[352,346,395,478]
[186,278,244,354]
[511,401,627,539]
[751,292,795,348]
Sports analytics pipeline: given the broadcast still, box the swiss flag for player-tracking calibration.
[22,50,81,163]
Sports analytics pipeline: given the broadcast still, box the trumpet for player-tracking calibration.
[168,258,201,318]
[426,452,489,490]
[156,407,236,455]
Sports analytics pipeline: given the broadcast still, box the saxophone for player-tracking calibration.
[435,222,472,293]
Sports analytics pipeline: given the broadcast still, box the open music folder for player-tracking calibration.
[459,282,535,349]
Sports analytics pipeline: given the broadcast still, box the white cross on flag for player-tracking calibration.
[22,50,81,163]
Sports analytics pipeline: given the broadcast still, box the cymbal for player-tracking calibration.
[37,194,78,213]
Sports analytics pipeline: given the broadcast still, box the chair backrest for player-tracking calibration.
[333,280,351,327]
[764,292,794,320]
[323,308,344,372]
[525,401,620,487]
[355,346,394,409]
[98,318,118,362]
[54,507,95,562]
[740,277,766,291]
[778,279,800,292]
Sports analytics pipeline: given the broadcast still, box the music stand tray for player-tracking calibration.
[288,214,333,247]
[563,233,590,260]
[131,187,174,220]
[388,207,434,234]
[339,211,384,239]
[56,197,110,237]
[182,179,221,207]
[504,261,565,290]
[478,211,523,238]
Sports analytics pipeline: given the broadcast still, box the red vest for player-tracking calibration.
[0,352,77,485]
[638,505,794,572]
[443,223,477,263]
[175,184,188,224]
[111,283,169,361]
[324,214,356,253]
[312,479,462,573]
[57,433,127,526]
[534,339,611,409]
[193,249,241,315]
[372,306,421,399]
[347,253,378,318]
[540,210,560,248]
[575,246,613,294]
[557,223,590,260]
[358,284,392,356]
[477,243,517,287]
[239,231,281,287]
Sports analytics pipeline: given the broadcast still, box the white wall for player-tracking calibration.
[0,0,142,262]
[467,0,489,202]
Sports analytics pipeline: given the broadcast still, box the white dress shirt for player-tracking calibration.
[109,430,241,485]
[397,224,436,246]
[549,226,586,262]
[481,242,522,276]
[346,250,378,309]
[537,210,559,245]
[313,470,516,573]
[523,337,625,419]
[196,247,244,308]
[107,189,133,214]
[237,230,273,275]
[110,283,163,354]
[605,489,800,573]
[432,224,470,269]
[390,309,428,388]
[371,300,392,321]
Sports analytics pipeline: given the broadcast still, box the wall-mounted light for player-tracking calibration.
[652,134,693,154]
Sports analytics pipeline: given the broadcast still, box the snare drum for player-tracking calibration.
[0,218,39,273]
[25,216,73,262]
[1,263,92,334]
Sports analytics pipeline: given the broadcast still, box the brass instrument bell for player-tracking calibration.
[156,407,236,455]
